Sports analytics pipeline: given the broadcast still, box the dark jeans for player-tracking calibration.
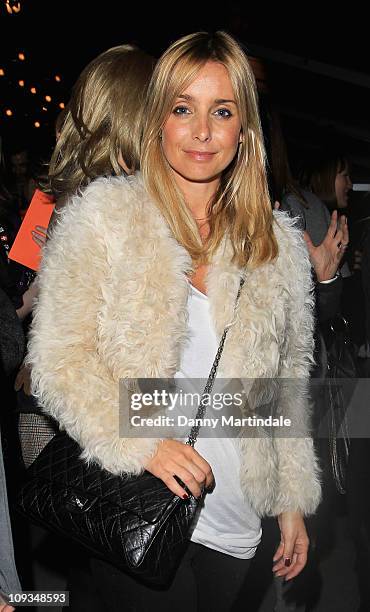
[88,542,251,612]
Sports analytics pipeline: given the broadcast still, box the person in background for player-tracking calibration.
[48,44,155,205]
[245,97,351,612]
[259,101,349,369]
[15,43,156,468]
[302,151,352,212]
[27,31,321,611]
[17,43,155,612]
[6,148,37,218]
[349,193,370,359]
[0,202,24,612]
[299,150,353,321]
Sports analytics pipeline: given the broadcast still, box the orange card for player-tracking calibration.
[8,189,55,271]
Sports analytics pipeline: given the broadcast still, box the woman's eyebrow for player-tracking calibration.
[176,94,236,105]
[215,98,237,105]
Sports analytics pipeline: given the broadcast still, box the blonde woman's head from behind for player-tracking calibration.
[50,45,155,199]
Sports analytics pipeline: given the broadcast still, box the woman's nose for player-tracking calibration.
[193,115,211,142]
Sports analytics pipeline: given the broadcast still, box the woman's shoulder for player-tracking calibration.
[272,209,312,279]
[50,173,151,237]
[283,189,329,218]
[71,173,147,215]
[273,208,305,247]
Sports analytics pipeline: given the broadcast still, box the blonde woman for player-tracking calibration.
[16,43,155,468]
[49,43,155,201]
[28,32,321,611]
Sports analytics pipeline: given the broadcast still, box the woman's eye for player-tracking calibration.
[173,106,190,115]
[215,108,232,118]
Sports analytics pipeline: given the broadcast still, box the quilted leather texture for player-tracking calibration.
[16,433,201,584]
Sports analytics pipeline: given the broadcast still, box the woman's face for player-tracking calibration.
[161,61,242,192]
[335,164,352,208]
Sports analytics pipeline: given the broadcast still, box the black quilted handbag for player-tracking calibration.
[17,432,199,585]
[17,279,244,585]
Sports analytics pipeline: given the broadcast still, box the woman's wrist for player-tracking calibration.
[317,270,340,284]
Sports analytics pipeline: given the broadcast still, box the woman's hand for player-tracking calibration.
[0,603,15,611]
[31,225,48,249]
[16,278,39,321]
[272,511,309,581]
[14,361,32,395]
[144,439,214,499]
[303,210,349,282]
[274,203,348,282]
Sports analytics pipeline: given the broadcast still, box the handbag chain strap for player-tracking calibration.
[186,276,245,447]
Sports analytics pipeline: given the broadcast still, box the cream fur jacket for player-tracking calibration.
[28,174,321,517]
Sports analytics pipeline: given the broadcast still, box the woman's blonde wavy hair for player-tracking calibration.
[49,45,155,200]
[141,31,277,269]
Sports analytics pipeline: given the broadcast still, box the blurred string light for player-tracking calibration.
[5,0,21,14]
[2,45,65,129]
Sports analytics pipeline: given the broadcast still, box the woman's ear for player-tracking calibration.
[239,132,243,144]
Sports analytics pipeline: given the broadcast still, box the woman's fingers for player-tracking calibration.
[162,473,195,499]
[31,232,46,248]
[328,210,338,238]
[171,463,206,498]
[273,540,284,563]
[145,439,214,498]
[340,215,349,241]
[273,512,309,580]
[333,227,343,247]
[14,363,32,394]
[303,230,314,254]
[189,446,214,490]
[273,531,295,572]
[284,551,307,581]
[31,225,48,248]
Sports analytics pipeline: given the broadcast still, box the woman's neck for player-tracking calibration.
[174,174,219,220]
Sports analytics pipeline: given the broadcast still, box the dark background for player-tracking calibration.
[1,2,369,181]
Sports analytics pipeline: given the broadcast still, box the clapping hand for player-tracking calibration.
[303,211,348,282]
[274,203,348,282]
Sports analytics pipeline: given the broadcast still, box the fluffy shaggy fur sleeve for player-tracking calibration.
[270,211,322,516]
[27,178,160,475]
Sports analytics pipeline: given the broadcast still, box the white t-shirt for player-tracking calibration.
[174,284,262,559]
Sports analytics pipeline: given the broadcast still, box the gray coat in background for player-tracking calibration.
[0,429,22,606]
[0,287,23,605]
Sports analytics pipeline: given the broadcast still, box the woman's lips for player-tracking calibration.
[184,150,216,161]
